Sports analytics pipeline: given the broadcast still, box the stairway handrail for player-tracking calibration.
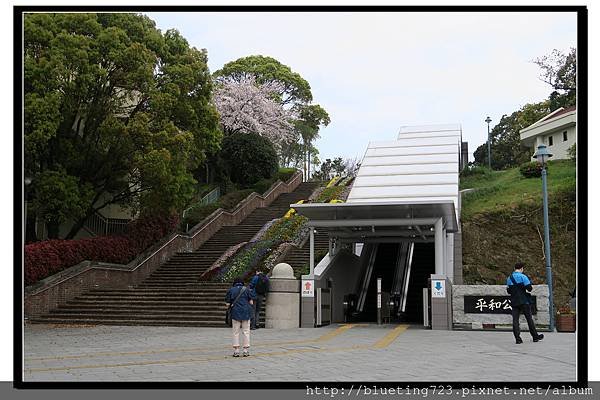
[182,186,221,221]
[24,170,303,311]
[83,209,130,236]
[186,170,302,236]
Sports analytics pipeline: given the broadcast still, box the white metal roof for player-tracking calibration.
[347,124,461,214]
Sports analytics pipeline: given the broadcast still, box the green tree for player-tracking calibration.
[294,104,330,180]
[533,47,576,109]
[214,55,312,106]
[24,13,221,239]
[473,101,551,169]
[313,157,347,181]
[220,132,279,187]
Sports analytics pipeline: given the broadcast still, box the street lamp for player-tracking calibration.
[533,144,554,331]
[485,116,492,169]
[24,176,32,241]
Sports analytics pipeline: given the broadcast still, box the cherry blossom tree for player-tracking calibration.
[213,76,297,149]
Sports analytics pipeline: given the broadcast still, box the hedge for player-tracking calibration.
[25,214,179,286]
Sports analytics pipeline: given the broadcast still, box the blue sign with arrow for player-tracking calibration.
[432,280,446,298]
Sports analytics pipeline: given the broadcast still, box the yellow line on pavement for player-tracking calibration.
[25,325,405,373]
[25,344,371,373]
[314,324,355,342]
[372,324,409,349]
[27,324,356,362]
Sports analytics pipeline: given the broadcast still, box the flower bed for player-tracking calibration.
[24,214,179,286]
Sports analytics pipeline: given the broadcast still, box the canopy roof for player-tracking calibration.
[291,201,458,242]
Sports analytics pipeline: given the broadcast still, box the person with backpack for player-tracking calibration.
[506,262,544,344]
[249,270,270,330]
[225,277,256,357]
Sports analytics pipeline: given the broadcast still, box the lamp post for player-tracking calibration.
[485,116,492,169]
[24,176,32,241]
[533,144,554,331]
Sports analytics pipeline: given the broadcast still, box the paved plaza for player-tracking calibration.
[23,323,576,382]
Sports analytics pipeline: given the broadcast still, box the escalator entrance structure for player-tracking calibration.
[349,242,434,323]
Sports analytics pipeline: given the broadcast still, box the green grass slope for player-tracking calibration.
[460,160,576,309]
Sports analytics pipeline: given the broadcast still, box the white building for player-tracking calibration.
[520,106,576,160]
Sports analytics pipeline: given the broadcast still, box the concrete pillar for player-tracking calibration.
[309,227,315,277]
[266,263,300,329]
[434,218,444,275]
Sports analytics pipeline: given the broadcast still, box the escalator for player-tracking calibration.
[346,241,435,323]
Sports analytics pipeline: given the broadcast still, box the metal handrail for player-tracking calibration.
[84,211,130,236]
[182,186,221,221]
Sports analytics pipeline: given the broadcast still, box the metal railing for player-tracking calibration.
[84,211,130,236]
[182,186,221,232]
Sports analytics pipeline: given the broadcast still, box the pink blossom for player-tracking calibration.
[213,76,298,149]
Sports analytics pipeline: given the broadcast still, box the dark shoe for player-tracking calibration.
[250,327,257,330]
[515,337,523,344]
[533,334,544,342]
[242,349,250,357]
[233,351,240,357]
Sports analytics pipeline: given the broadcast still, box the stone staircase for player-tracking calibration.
[282,230,331,277]
[29,182,319,327]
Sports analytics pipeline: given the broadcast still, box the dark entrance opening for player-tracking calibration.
[352,242,435,324]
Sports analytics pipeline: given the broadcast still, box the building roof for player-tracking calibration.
[346,124,461,212]
[520,106,576,144]
[291,124,462,241]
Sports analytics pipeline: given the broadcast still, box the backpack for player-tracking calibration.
[255,274,270,295]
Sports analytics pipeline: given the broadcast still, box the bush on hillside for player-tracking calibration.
[220,132,279,186]
[277,168,297,183]
[519,162,543,178]
[25,214,179,286]
[460,165,489,178]
[567,143,576,161]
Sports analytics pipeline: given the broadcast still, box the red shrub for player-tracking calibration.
[24,213,180,286]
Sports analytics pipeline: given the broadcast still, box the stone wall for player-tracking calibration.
[452,284,549,330]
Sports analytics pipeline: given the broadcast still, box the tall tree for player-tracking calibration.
[24,13,221,238]
[214,55,312,107]
[212,76,297,149]
[294,104,330,180]
[473,101,551,169]
[213,55,330,179]
[533,47,576,109]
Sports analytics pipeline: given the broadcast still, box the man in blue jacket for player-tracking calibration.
[507,262,544,344]
[249,270,269,330]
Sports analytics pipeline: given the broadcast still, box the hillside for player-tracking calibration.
[460,160,577,309]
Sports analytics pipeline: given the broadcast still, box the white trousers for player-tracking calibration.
[232,319,250,348]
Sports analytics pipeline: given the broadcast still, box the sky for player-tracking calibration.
[147,11,577,164]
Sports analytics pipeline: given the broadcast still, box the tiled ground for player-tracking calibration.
[23,323,576,382]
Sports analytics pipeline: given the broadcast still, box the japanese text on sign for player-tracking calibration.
[464,296,537,314]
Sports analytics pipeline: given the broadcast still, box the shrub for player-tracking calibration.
[220,132,279,186]
[315,186,345,203]
[567,143,576,161]
[24,214,179,286]
[252,178,276,195]
[519,162,543,178]
[277,168,297,182]
[460,165,489,178]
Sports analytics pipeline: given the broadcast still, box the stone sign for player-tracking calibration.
[464,295,537,314]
